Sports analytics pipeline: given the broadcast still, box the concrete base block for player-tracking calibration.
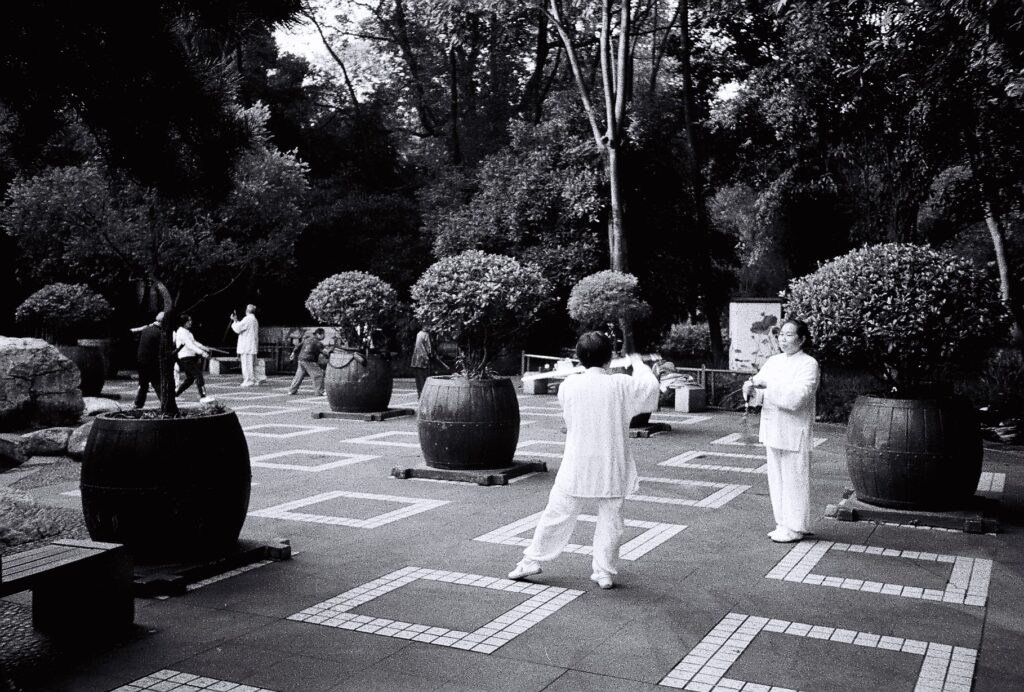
[629,422,672,438]
[673,387,706,412]
[825,489,1000,534]
[132,538,292,597]
[390,461,548,486]
[312,408,415,422]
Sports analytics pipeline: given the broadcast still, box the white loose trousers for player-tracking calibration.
[523,487,624,580]
[765,445,811,534]
[240,354,256,386]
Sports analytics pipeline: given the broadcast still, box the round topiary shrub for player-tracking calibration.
[15,283,112,345]
[411,250,552,378]
[305,271,399,348]
[787,243,1008,394]
[567,271,651,330]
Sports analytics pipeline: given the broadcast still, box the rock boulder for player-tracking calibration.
[19,427,74,457]
[0,336,85,430]
[67,420,95,460]
[0,435,27,468]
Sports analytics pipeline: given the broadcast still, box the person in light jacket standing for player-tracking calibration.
[229,303,262,387]
[508,332,660,589]
[174,313,211,400]
[743,318,820,543]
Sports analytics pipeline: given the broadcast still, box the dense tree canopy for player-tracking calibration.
[1,0,1021,357]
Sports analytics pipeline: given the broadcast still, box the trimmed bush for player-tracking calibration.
[787,243,1008,394]
[567,270,651,333]
[15,283,112,345]
[411,250,551,378]
[305,272,399,348]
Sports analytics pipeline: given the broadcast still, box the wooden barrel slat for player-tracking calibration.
[80,410,251,564]
[846,395,981,510]
[418,377,520,470]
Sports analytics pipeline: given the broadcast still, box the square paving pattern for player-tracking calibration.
[660,450,768,474]
[765,540,992,606]
[474,511,686,560]
[249,449,379,472]
[113,669,277,691]
[659,612,977,691]
[288,566,583,653]
[631,476,750,508]
[711,432,827,448]
[248,491,449,528]
[242,424,333,439]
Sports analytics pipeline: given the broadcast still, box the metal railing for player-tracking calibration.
[521,352,752,410]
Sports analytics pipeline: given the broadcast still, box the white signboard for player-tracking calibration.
[729,299,784,373]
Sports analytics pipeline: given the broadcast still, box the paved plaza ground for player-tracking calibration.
[2,373,1023,691]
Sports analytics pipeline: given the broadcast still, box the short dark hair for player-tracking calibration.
[313,328,325,336]
[576,331,613,368]
[179,313,191,327]
[784,318,813,352]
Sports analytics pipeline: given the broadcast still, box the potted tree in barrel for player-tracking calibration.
[787,243,1008,512]
[409,250,551,478]
[304,271,400,415]
[15,282,113,396]
[80,279,253,565]
[567,270,654,428]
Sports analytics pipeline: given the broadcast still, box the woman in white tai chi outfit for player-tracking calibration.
[509,331,660,589]
[743,318,820,543]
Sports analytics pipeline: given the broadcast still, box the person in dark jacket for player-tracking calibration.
[288,327,326,395]
[132,311,165,409]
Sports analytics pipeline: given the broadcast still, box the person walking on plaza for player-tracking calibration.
[174,313,211,400]
[743,318,820,543]
[508,332,660,589]
[288,327,326,395]
[132,311,165,409]
[410,322,435,396]
[229,303,263,387]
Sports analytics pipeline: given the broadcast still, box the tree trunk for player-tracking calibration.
[678,0,726,366]
[983,200,1024,344]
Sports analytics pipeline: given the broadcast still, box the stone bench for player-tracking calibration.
[673,385,706,412]
[208,356,266,379]
[0,539,134,637]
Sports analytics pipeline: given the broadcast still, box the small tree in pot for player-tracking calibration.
[305,271,400,412]
[411,250,552,469]
[15,283,113,396]
[787,242,1009,510]
[568,271,653,426]
[567,270,651,355]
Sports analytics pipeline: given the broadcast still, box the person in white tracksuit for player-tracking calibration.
[229,303,262,387]
[508,331,660,589]
[743,319,820,543]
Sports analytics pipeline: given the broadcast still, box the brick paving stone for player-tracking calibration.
[2,373,1021,691]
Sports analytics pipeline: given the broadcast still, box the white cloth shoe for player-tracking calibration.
[508,561,542,580]
[590,575,614,589]
[768,527,803,543]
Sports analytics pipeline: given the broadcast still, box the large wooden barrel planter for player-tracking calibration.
[418,376,520,470]
[325,349,393,412]
[77,337,117,378]
[846,395,983,511]
[80,409,251,564]
[57,344,105,396]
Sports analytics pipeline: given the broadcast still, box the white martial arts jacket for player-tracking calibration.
[231,314,259,355]
[749,350,819,452]
[554,362,660,498]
